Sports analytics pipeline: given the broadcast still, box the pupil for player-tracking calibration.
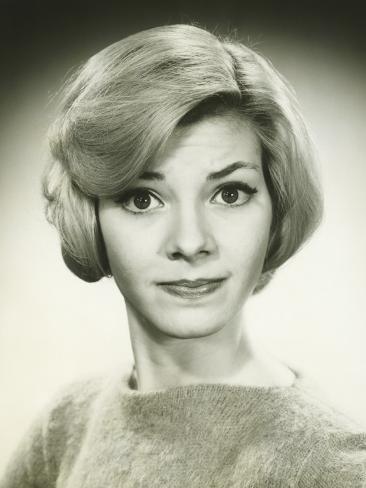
[134,191,151,209]
[222,188,238,204]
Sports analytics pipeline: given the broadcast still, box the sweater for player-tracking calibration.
[1,363,366,488]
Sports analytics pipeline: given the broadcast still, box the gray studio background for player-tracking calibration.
[1,1,365,473]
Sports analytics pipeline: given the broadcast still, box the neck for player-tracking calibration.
[125,305,294,392]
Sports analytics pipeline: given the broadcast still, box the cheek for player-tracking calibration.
[101,216,149,288]
[107,237,145,278]
[220,207,272,274]
[105,240,148,305]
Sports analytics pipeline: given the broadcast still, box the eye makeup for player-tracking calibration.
[114,180,258,215]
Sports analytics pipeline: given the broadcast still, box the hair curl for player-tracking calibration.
[43,23,323,293]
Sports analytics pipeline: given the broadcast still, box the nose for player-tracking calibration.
[164,204,217,262]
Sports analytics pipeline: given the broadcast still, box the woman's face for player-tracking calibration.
[98,114,272,338]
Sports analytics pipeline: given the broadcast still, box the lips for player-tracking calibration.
[158,278,225,288]
[157,278,226,299]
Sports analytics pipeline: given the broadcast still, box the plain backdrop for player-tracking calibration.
[1,0,365,475]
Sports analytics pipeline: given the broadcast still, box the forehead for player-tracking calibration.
[150,114,262,177]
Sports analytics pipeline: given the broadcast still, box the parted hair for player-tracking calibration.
[43,23,323,293]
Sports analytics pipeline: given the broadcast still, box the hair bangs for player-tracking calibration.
[48,25,240,199]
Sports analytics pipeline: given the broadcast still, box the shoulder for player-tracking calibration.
[45,373,108,429]
[290,376,366,486]
[38,369,126,468]
[298,429,366,487]
[42,374,108,444]
[0,370,124,488]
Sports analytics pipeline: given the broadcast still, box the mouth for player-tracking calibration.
[157,277,227,299]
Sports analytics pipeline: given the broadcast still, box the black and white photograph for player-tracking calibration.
[1,1,365,486]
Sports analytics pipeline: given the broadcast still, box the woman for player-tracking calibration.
[2,24,366,488]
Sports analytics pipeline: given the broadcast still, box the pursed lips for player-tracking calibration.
[156,277,227,299]
[157,278,226,288]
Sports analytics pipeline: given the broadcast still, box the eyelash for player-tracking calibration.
[115,181,258,215]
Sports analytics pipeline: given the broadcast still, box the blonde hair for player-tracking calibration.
[43,24,323,292]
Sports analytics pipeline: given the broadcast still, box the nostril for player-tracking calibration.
[169,248,211,262]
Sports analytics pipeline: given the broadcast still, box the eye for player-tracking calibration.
[116,188,163,214]
[211,182,258,206]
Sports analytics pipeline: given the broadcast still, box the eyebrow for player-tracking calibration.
[137,161,260,181]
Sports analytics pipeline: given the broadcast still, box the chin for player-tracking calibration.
[153,309,231,339]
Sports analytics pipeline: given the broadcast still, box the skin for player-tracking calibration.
[98,113,295,392]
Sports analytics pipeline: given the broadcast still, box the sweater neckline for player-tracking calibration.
[120,362,306,400]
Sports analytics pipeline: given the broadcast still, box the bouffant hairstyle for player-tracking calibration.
[43,24,322,293]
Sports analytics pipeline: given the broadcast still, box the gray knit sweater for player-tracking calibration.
[1,365,366,487]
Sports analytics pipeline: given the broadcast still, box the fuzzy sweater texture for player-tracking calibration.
[1,364,366,488]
